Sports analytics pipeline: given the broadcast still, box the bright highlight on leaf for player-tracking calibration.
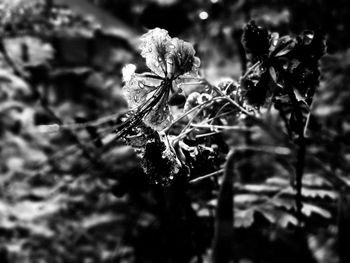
[122,64,136,82]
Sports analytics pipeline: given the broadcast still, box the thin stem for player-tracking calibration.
[285,83,307,226]
[195,130,223,138]
[240,61,261,80]
[190,123,252,131]
[163,96,226,133]
[172,110,237,143]
[212,149,236,263]
[189,169,224,184]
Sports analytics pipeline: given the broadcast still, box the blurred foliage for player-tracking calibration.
[0,0,349,263]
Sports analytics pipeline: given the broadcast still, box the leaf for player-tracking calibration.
[282,187,338,200]
[82,214,124,230]
[269,66,277,83]
[271,36,296,57]
[122,73,161,109]
[10,199,62,221]
[256,205,298,227]
[235,209,254,228]
[241,20,270,60]
[143,94,173,130]
[271,197,332,219]
[139,28,172,78]
[301,203,331,219]
[237,184,282,193]
[0,69,31,100]
[234,194,261,206]
[170,37,200,77]
[3,36,54,68]
[139,28,200,78]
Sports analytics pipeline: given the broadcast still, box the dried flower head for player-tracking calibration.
[123,28,200,130]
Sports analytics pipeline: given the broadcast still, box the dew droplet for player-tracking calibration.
[139,82,145,89]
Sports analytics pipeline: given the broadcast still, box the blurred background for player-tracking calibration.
[1,0,350,263]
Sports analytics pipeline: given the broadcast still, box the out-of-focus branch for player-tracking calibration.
[54,0,140,46]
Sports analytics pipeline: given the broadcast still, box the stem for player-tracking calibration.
[285,84,307,226]
[240,61,261,80]
[338,191,350,263]
[163,96,226,133]
[190,123,252,131]
[189,169,224,184]
[296,137,306,224]
[212,149,236,263]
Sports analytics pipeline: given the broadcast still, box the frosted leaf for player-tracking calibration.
[122,73,161,108]
[139,28,200,79]
[124,28,201,131]
[170,38,200,77]
[139,28,172,78]
[143,96,173,130]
